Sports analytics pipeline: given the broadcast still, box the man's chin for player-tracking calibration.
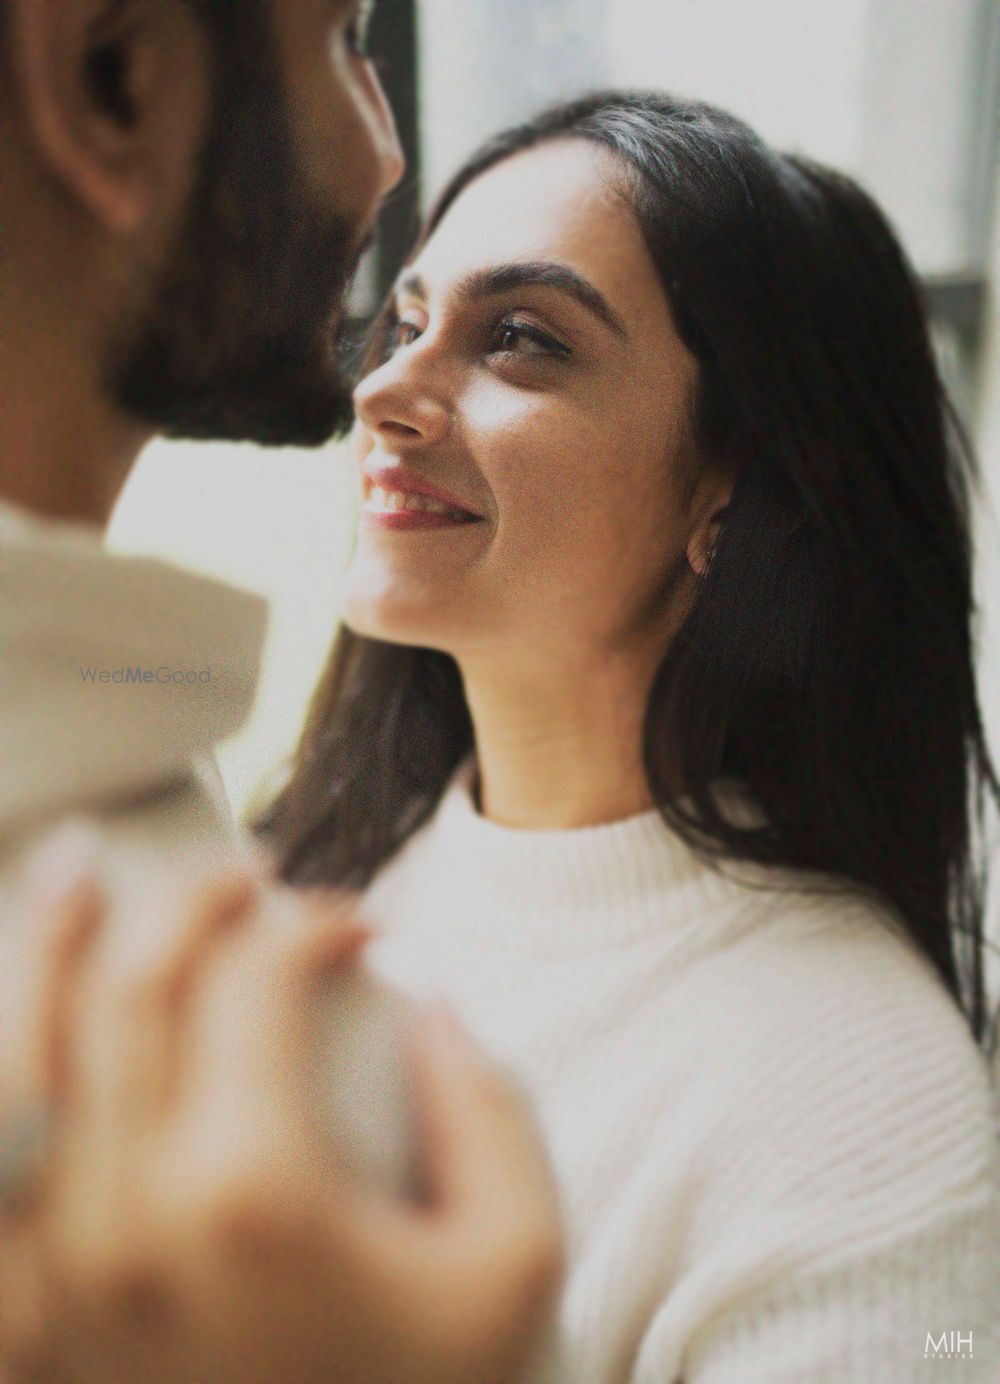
[123,345,357,448]
[113,222,365,447]
[160,388,355,448]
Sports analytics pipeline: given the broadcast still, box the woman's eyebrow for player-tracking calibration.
[396,263,629,341]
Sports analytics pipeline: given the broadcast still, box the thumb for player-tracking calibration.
[319,1002,564,1372]
[411,1003,557,1234]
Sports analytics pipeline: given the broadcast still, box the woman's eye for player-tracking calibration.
[395,322,422,347]
[376,313,571,366]
[346,0,377,57]
[491,320,571,360]
[380,318,422,360]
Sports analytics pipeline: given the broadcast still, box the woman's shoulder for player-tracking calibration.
[701,874,995,1102]
[703,863,972,1007]
[684,879,1000,1225]
[629,879,1000,1380]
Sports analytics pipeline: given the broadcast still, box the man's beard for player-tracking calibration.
[109,19,365,446]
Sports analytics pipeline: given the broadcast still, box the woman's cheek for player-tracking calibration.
[484,447,577,563]
[469,387,622,553]
[492,468,609,588]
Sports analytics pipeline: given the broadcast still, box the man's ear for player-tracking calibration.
[8,0,206,232]
[686,471,735,578]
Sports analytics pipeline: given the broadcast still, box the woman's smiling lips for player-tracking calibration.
[362,464,486,530]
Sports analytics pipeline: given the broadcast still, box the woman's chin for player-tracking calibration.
[339,549,495,652]
[340,588,457,650]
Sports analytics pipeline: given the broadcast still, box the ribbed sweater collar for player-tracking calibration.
[377,762,735,957]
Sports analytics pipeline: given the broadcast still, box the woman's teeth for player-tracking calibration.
[366,485,472,519]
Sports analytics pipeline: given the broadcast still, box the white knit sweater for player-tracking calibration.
[364,766,1000,1383]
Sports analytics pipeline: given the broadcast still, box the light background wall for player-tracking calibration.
[109,0,1000,833]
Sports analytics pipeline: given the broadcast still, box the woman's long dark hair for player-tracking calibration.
[254,92,998,1056]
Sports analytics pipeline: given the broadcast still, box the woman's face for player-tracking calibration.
[342,139,710,667]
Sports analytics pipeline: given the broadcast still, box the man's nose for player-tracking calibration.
[366,66,405,198]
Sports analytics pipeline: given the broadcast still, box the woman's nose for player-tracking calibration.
[353,359,452,449]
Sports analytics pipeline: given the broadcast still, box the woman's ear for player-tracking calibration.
[687,508,725,577]
[8,0,206,233]
[686,472,735,578]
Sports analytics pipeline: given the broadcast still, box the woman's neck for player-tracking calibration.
[457,647,660,830]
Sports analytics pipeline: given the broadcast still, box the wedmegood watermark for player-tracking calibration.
[925,1330,973,1360]
[79,666,215,686]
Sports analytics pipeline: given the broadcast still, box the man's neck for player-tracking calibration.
[0,206,150,528]
[0,343,148,529]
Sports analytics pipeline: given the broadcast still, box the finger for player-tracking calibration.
[231,904,377,1109]
[8,826,106,1106]
[320,1011,562,1384]
[136,868,260,1017]
[403,1006,564,1336]
[257,883,371,944]
[283,907,375,978]
[337,1003,559,1270]
[146,905,375,1248]
[164,889,373,1134]
[113,868,265,1122]
[240,884,377,1012]
[411,1005,556,1229]
[32,879,104,1106]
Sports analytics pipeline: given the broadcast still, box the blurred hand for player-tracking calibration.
[323,998,565,1384]
[0,827,563,1384]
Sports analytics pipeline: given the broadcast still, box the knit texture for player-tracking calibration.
[364,766,1000,1383]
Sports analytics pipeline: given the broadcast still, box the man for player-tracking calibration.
[0,1,562,1379]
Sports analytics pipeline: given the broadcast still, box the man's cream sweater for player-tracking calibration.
[0,498,413,1196]
[364,766,1000,1383]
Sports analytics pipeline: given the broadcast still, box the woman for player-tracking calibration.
[258,92,1000,1381]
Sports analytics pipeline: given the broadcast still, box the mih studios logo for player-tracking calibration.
[925,1329,973,1361]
